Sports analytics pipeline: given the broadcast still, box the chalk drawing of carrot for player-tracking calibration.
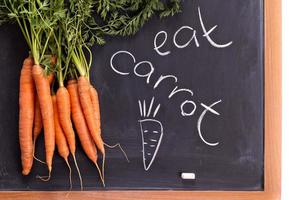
[138,97,163,171]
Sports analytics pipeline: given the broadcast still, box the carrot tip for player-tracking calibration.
[36,170,51,182]
[102,154,105,187]
[22,169,30,176]
[72,154,83,191]
[65,158,73,191]
[94,162,105,187]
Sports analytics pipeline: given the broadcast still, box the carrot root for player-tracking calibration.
[32,139,47,165]
[78,77,105,155]
[33,96,43,143]
[72,154,83,191]
[36,170,51,182]
[94,162,105,187]
[32,64,55,174]
[33,155,46,165]
[89,86,101,134]
[67,81,98,163]
[65,158,73,191]
[102,154,105,186]
[56,87,76,154]
[19,57,35,175]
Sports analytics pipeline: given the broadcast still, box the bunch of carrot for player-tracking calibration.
[0,0,181,190]
[1,0,111,189]
[10,0,110,188]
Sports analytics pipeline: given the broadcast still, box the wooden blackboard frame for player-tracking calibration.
[0,0,281,199]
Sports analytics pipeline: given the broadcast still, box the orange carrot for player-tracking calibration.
[33,73,55,143]
[67,80,104,186]
[32,64,55,176]
[33,73,55,141]
[47,73,55,85]
[56,86,83,189]
[19,57,35,175]
[33,95,42,145]
[67,81,97,161]
[48,55,56,84]
[53,95,69,162]
[47,55,56,85]
[56,87,76,154]
[52,95,72,189]
[32,73,55,164]
[89,86,101,135]
[78,76,105,155]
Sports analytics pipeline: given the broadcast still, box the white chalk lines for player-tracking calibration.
[154,6,233,57]
[137,98,222,171]
[138,97,161,118]
[138,97,164,171]
[109,3,232,171]
[197,100,222,146]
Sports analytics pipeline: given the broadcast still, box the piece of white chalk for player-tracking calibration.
[181,173,196,180]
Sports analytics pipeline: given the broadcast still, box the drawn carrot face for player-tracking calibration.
[138,97,163,171]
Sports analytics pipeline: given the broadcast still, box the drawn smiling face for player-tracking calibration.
[139,119,163,171]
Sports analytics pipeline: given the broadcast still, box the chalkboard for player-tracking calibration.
[0,0,264,191]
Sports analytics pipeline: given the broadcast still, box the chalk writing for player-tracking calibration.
[153,6,233,56]
[197,100,222,146]
[110,5,230,154]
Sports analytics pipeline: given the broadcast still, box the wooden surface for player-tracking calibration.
[0,0,281,199]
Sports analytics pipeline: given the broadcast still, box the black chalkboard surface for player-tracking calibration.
[0,0,264,191]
